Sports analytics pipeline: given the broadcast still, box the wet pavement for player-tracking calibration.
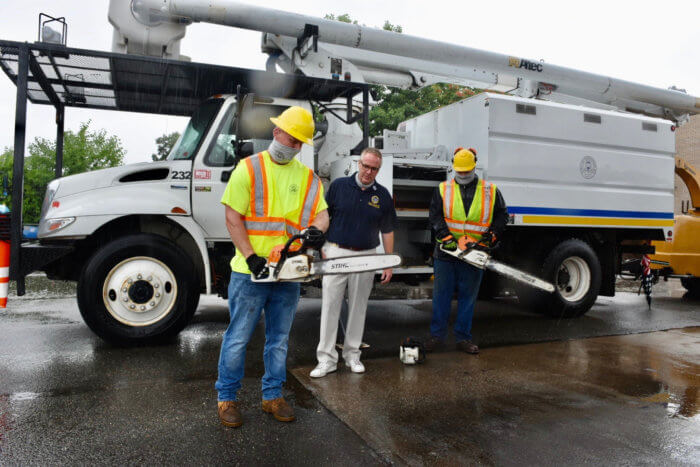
[0,278,698,465]
[293,328,700,465]
[0,295,381,465]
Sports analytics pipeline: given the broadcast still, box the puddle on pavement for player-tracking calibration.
[177,324,224,356]
[292,327,700,465]
[8,392,40,402]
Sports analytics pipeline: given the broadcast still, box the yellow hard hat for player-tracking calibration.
[269,106,315,146]
[453,147,477,171]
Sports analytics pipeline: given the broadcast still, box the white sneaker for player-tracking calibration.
[310,361,337,378]
[346,359,365,374]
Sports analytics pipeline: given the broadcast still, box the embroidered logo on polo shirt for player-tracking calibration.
[368,195,380,208]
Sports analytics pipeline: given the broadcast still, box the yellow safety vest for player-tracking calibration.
[439,178,497,241]
[243,150,322,252]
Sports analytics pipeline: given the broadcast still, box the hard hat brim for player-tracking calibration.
[270,117,314,146]
[453,162,476,172]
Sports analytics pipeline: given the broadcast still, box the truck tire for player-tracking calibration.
[680,277,700,298]
[517,239,601,318]
[77,233,200,344]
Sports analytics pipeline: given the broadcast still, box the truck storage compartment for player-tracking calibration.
[401,93,675,236]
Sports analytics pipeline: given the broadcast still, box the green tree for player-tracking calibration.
[152,131,180,161]
[323,13,357,24]
[370,83,476,136]
[0,121,125,224]
[324,13,479,136]
[381,20,402,33]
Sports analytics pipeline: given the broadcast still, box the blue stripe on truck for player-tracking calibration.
[508,206,674,219]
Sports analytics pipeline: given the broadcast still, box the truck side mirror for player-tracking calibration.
[233,91,256,159]
[238,142,254,158]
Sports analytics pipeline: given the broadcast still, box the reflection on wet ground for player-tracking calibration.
[293,328,700,465]
[0,283,698,464]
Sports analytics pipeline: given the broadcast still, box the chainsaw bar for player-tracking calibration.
[439,245,554,293]
[310,254,402,275]
[485,258,555,293]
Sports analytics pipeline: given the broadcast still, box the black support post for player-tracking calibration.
[55,105,64,179]
[362,87,370,150]
[10,44,28,294]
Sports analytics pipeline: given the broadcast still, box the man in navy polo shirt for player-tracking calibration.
[310,148,398,377]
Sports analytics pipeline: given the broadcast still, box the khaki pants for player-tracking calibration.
[317,242,375,364]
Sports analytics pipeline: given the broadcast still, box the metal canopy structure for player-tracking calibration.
[0,39,370,293]
[0,39,368,115]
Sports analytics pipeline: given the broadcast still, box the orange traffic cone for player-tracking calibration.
[0,239,8,307]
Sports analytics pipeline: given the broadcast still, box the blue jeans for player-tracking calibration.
[431,258,484,342]
[215,272,300,401]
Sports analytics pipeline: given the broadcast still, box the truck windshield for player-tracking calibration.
[167,99,223,161]
[205,103,289,167]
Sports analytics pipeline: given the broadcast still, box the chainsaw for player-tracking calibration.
[439,234,555,293]
[251,233,402,283]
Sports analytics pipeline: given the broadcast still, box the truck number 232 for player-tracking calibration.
[171,171,192,180]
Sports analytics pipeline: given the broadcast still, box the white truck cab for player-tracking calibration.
[37,95,314,343]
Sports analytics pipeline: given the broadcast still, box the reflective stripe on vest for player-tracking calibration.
[246,152,268,218]
[243,151,321,237]
[439,179,497,240]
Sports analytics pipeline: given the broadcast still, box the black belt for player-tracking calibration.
[335,243,371,251]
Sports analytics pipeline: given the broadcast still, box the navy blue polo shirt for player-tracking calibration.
[325,173,398,249]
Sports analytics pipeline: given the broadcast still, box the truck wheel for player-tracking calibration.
[77,233,200,344]
[517,239,601,318]
[680,277,700,298]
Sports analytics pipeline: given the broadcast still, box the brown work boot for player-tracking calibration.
[218,400,243,428]
[456,340,479,354]
[423,335,445,353]
[262,397,295,422]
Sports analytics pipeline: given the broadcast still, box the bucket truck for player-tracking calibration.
[4,0,697,343]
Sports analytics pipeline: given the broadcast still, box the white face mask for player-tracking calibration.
[268,139,300,164]
[454,171,476,185]
[355,172,373,189]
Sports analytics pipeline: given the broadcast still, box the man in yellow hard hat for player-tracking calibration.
[426,147,508,354]
[216,105,329,427]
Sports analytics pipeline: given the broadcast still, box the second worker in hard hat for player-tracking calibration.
[425,147,508,354]
[216,106,329,427]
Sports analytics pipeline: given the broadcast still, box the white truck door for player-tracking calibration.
[191,100,238,240]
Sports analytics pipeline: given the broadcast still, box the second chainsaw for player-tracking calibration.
[438,233,555,293]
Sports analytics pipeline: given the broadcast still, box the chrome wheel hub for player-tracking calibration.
[103,256,178,326]
[557,256,591,302]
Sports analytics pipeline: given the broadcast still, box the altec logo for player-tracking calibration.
[508,57,543,72]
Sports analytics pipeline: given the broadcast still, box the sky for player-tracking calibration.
[1,0,698,165]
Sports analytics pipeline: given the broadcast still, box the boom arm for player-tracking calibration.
[126,0,699,122]
[676,157,700,212]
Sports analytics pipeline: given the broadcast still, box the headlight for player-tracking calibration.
[40,180,60,220]
[45,217,75,233]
